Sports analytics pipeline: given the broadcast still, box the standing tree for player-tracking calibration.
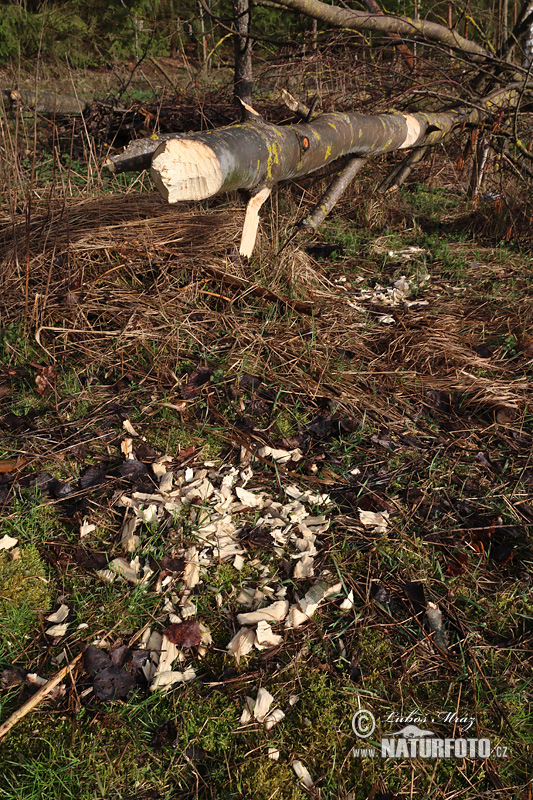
[233,0,253,106]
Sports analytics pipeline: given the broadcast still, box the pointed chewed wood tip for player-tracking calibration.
[237,97,262,120]
[239,187,272,258]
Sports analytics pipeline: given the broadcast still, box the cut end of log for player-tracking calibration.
[105,157,117,174]
[400,115,422,149]
[150,139,223,203]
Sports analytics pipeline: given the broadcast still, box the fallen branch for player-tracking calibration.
[272,0,491,59]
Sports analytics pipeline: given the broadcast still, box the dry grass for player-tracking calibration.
[1,188,532,427]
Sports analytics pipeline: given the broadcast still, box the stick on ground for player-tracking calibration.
[0,653,82,741]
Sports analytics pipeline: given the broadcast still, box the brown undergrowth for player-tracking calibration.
[1,191,532,426]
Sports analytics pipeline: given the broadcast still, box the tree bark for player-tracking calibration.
[272,0,489,59]
[233,0,253,106]
[4,89,90,115]
[361,0,416,69]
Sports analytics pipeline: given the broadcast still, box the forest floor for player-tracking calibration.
[0,58,532,800]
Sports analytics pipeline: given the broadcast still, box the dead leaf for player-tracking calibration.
[239,373,262,392]
[0,458,27,474]
[519,334,533,357]
[1,667,28,687]
[151,720,177,752]
[445,552,469,576]
[164,621,202,649]
[79,466,107,489]
[181,366,213,400]
[93,667,136,700]
[34,365,57,395]
[83,645,112,676]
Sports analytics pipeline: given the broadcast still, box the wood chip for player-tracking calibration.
[237,600,289,625]
[358,509,389,532]
[45,623,69,637]
[79,520,96,538]
[182,547,200,589]
[293,554,314,579]
[292,760,314,789]
[340,590,355,611]
[254,620,283,650]
[226,627,255,662]
[426,601,449,652]
[235,486,264,508]
[122,419,139,436]
[0,535,18,551]
[253,688,274,722]
[120,517,141,552]
[264,708,285,730]
[46,604,70,623]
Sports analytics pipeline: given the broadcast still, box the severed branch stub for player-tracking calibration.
[300,156,367,231]
[107,88,517,257]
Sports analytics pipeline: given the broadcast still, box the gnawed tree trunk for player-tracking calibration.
[524,9,533,65]
[107,89,516,257]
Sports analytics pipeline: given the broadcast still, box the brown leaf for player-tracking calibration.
[34,365,57,395]
[519,335,533,358]
[239,373,262,392]
[83,645,111,676]
[445,552,469,576]
[181,366,212,400]
[1,667,28,687]
[0,458,28,474]
[164,621,202,649]
[151,720,177,752]
[93,667,136,700]
[0,385,11,399]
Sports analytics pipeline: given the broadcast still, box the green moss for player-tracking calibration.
[0,546,51,618]
[356,627,394,688]
[177,688,240,754]
[237,758,303,800]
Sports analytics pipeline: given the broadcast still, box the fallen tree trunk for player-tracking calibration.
[272,0,491,59]
[4,89,90,115]
[106,88,516,256]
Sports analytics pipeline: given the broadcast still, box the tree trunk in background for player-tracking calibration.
[233,0,253,107]
[362,0,415,68]
[502,0,509,45]
[524,2,533,65]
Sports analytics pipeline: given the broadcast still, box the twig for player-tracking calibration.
[0,652,82,741]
